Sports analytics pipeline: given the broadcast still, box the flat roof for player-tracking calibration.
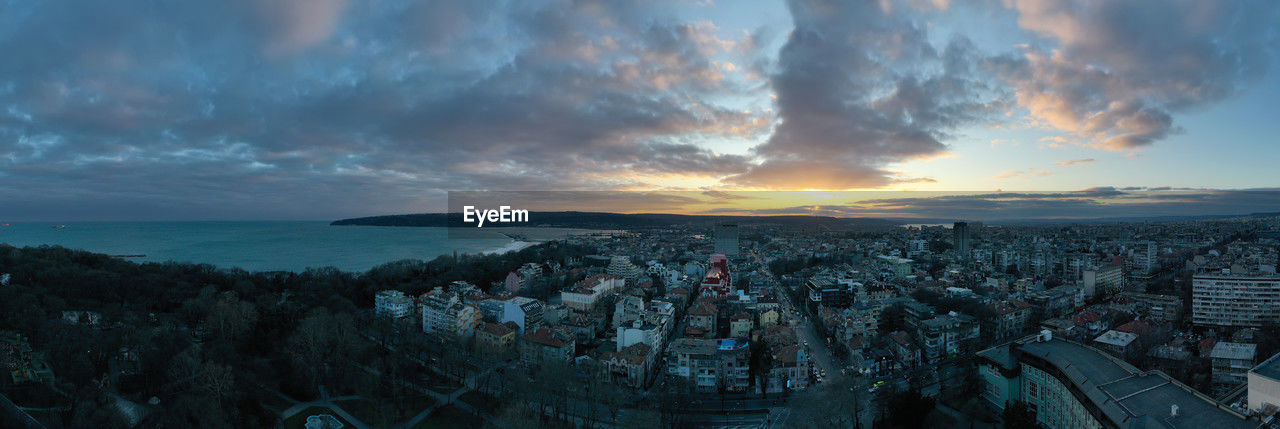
[1094,330,1139,347]
[1015,338,1255,429]
[1252,351,1280,382]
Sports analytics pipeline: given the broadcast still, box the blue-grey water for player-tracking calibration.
[0,222,545,272]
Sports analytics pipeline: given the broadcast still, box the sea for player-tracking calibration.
[0,222,586,273]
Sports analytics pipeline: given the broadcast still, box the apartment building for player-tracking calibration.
[1210,342,1257,387]
[421,289,481,340]
[1192,270,1280,328]
[560,274,625,311]
[665,338,750,393]
[374,290,414,319]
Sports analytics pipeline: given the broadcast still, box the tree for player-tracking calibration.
[787,377,868,428]
[1002,400,1038,429]
[881,389,935,429]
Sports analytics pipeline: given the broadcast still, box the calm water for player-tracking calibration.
[0,222,537,272]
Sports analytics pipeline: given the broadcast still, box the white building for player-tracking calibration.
[617,320,663,352]
[501,296,543,334]
[606,256,644,282]
[1192,270,1280,328]
[421,289,481,340]
[374,290,413,319]
[1248,352,1280,414]
[560,274,625,311]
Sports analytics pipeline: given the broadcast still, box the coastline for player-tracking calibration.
[482,240,537,255]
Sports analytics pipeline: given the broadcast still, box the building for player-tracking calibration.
[665,338,750,393]
[617,320,663,352]
[421,289,482,340]
[766,345,809,393]
[1025,286,1082,318]
[476,322,517,357]
[1248,352,1280,415]
[374,290,414,319]
[977,334,1256,429]
[729,312,754,339]
[700,254,734,298]
[1119,292,1183,323]
[686,302,718,335]
[985,299,1034,341]
[714,223,741,257]
[606,256,644,283]
[521,327,576,363]
[917,312,979,362]
[805,276,852,309]
[1082,263,1124,298]
[613,295,647,329]
[1092,330,1139,357]
[1192,270,1280,328]
[759,308,780,327]
[953,222,971,259]
[501,296,544,333]
[599,343,656,388]
[889,330,921,368]
[560,274,625,311]
[1132,240,1158,276]
[1210,342,1258,387]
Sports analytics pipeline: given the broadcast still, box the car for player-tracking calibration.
[868,385,880,393]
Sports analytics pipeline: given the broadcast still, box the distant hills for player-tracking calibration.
[331,211,900,230]
[333,210,1280,230]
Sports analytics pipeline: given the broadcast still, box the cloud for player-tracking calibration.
[1,0,1278,220]
[995,0,1280,150]
[724,0,1006,189]
[699,188,1280,220]
[0,0,769,220]
[1055,158,1094,166]
[994,167,1052,180]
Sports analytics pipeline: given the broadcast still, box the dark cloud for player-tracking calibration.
[696,188,1280,220]
[0,0,768,220]
[726,0,1006,188]
[1,0,1277,221]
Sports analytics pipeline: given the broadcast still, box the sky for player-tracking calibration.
[1,0,1279,221]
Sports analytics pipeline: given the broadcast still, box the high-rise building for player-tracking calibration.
[714,223,740,257]
[1192,270,1280,328]
[1082,263,1123,297]
[1131,240,1159,277]
[953,222,971,259]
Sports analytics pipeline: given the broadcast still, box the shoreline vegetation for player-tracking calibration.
[0,240,600,428]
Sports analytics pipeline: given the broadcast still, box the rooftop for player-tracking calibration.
[1011,337,1255,429]
[1211,342,1258,361]
[1094,330,1139,347]
[1251,351,1280,382]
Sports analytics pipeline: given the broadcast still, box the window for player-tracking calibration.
[1029,381,1040,399]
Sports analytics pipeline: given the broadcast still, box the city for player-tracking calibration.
[323,217,1280,427]
[3,0,1280,427]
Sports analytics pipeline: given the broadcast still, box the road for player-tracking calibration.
[753,249,880,428]
[752,250,841,382]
